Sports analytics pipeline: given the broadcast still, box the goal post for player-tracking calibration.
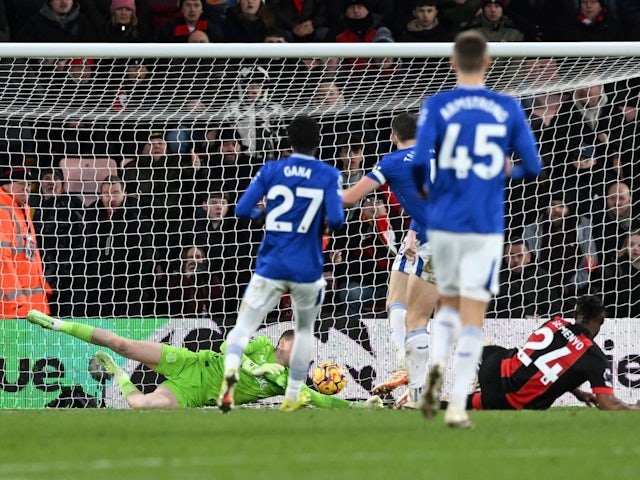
[1,42,639,408]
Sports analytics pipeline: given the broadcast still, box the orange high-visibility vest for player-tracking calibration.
[0,191,50,319]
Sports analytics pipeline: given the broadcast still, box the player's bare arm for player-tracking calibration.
[343,176,380,207]
[595,393,640,411]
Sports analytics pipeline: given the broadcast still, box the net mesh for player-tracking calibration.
[1,47,639,407]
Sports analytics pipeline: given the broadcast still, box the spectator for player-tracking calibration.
[550,143,616,218]
[565,81,629,180]
[222,65,284,162]
[121,131,184,213]
[0,165,50,318]
[335,195,397,316]
[178,190,258,314]
[506,61,572,235]
[17,0,99,42]
[101,0,150,42]
[336,0,385,69]
[31,168,86,318]
[601,229,640,318]
[467,0,524,42]
[591,182,637,269]
[558,0,623,42]
[524,198,599,312]
[155,0,224,42]
[111,58,158,113]
[84,175,155,318]
[206,128,256,207]
[267,0,330,42]
[336,132,365,185]
[222,0,275,42]
[490,238,562,319]
[167,245,225,318]
[399,0,456,42]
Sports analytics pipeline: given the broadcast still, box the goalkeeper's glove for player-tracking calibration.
[241,357,285,377]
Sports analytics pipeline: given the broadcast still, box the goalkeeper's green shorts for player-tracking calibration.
[155,344,222,408]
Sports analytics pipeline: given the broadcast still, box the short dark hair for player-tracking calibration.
[391,112,417,142]
[288,114,320,156]
[413,0,439,8]
[575,295,606,325]
[454,30,487,74]
[100,174,124,190]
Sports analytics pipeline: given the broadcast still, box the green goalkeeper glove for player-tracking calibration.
[241,357,285,377]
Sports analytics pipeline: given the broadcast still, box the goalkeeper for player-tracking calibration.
[27,310,382,410]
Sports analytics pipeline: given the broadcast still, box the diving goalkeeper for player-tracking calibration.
[27,310,382,409]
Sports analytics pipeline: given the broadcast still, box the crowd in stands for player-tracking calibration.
[1,0,639,322]
[0,0,638,43]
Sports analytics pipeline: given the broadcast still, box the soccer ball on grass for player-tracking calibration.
[312,362,347,395]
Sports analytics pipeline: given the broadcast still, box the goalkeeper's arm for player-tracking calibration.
[220,338,284,376]
[302,385,382,409]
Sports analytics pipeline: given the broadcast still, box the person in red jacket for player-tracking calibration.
[0,166,50,319]
[336,0,387,69]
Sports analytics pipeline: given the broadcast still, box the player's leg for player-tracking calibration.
[445,233,502,428]
[27,310,163,368]
[95,350,179,409]
[372,270,409,395]
[387,270,408,368]
[220,274,283,411]
[401,275,439,408]
[419,232,462,418]
[372,240,417,396]
[282,278,326,410]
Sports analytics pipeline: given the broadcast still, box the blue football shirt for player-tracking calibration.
[414,86,542,234]
[366,146,429,242]
[236,154,344,283]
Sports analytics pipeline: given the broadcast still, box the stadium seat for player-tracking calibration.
[59,157,119,206]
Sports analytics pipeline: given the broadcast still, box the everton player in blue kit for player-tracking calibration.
[470,295,640,411]
[415,31,542,428]
[219,115,345,412]
[343,113,439,408]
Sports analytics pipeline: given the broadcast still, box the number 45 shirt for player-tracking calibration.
[235,153,344,283]
[414,86,541,234]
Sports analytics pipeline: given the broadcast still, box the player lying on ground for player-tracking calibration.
[467,295,640,411]
[27,310,382,409]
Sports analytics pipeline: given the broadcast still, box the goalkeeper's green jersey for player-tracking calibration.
[157,335,353,409]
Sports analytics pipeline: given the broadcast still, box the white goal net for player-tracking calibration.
[1,42,639,408]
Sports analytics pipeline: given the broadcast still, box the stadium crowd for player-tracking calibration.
[1,0,639,323]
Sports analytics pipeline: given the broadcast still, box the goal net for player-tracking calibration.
[1,42,640,408]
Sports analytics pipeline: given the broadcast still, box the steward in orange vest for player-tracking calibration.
[0,166,50,318]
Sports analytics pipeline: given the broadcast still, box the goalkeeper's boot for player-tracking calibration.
[95,351,124,379]
[27,310,56,329]
[444,404,474,430]
[419,362,444,419]
[371,370,408,395]
[280,390,311,412]
[218,370,238,414]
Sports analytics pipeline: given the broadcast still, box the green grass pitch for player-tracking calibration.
[0,407,636,480]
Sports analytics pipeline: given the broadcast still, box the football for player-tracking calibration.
[312,362,347,395]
